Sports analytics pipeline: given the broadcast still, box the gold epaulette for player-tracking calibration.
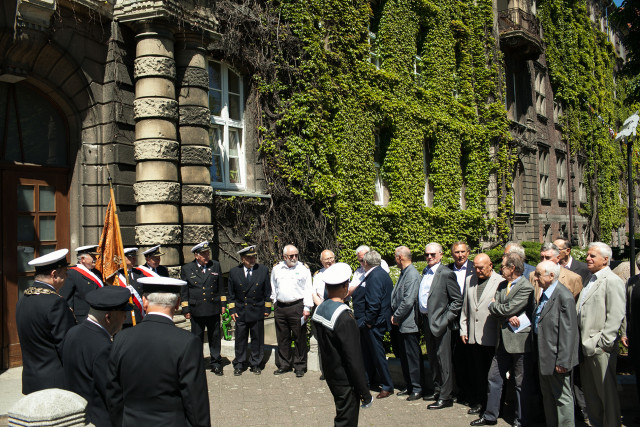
[228,302,236,309]
[181,301,188,307]
[220,296,227,302]
[24,287,59,297]
[303,263,310,269]
[265,301,272,308]
[273,263,279,268]
[313,270,320,276]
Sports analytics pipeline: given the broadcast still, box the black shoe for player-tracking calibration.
[468,404,482,415]
[423,392,439,401]
[397,389,410,397]
[212,367,223,376]
[295,370,305,378]
[427,399,453,410]
[233,368,242,376]
[273,368,291,375]
[512,421,524,427]
[250,366,261,375]
[407,392,422,401]
[319,374,325,380]
[470,417,497,426]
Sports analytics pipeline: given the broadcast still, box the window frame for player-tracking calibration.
[538,147,550,200]
[208,61,245,190]
[556,151,567,202]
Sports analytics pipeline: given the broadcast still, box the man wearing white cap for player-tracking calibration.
[312,262,373,425]
[63,286,131,427]
[107,276,211,426]
[16,249,76,394]
[180,241,226,375]
[227,245,271,375]
[139,245,169,277]
[116,247,145,327]
[60,245,104,322]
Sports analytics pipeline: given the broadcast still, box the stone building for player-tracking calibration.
[0,0,627,368]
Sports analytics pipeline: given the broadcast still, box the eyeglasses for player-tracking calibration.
[322,257,335,262]
[425,253,437,258]
[285,254,299,260]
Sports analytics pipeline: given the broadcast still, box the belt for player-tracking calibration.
[277,299,303,307]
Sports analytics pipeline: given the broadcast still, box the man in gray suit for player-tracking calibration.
[418,242,462,410]
[577,242,625,427]
[460,253,503,415]
[471,252,534,426]
[390,246,422,401]
[505,241,535,279]
[533,261,579,427]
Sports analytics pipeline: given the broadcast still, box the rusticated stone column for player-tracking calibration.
[175,33,214,260]
[133,22,182,274]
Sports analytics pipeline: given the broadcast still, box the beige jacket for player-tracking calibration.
[459,271,504,347]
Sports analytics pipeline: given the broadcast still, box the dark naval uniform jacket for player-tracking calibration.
[107,314,211,426]
[117,267,145,326]
[16,281,76,394]
[62,320,112,427]
[180,260,226,317]
[141,263,169,277]
[228,263,271,322]
[60,266,103,322]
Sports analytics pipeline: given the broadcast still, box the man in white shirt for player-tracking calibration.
[271,244,313,377]
[349,245,390,293]
[312,249,336,306]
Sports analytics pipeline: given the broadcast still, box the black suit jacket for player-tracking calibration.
[142,263,169,277]
[107,314,211,426]
[423,265,463,337]
[569,258,591,287]
[16,281,76,394]
[63,320,112,427]
[352,266,393,330]
[180,260,225,317]
[60,267,103,322]
[447,260,476,296]
[228,263,271,322]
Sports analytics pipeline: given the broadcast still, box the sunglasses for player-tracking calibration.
[425,253,437,257]
[285,254,299,260]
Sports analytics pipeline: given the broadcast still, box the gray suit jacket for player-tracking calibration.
[489,276,534,354]
[460,271,504,347]
[391,264,420,333]
[535,282,579,376]
[577,266,626,357]
[424,265,463,337]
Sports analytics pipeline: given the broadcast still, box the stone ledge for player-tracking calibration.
[134,98,178,120]
[134,182,181,203]
[134,140,180,161]
[134,56,176,79]
[181,145,212,165]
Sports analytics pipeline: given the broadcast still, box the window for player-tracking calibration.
[539,147,549,199]
[414,56,422,84]
[373,130,387,205]
[369,31,381,69]
[534,66,546,117]
[513,159,525,212]
[423,140,434,207]
[553,100,563,124]
[556,152,567,201]
[208,62,244,189]
[577,160,587,204]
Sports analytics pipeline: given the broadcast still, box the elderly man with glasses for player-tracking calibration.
[270,244,313,377]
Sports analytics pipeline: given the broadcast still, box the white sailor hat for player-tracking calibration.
[191,241,211,253]
[237,245,257,257]
[123,247,139,256]
[75,245,100,256]
[323,262,352,286]
[138,276,186,293]
[28,249,70,274]
[143,245,164,257]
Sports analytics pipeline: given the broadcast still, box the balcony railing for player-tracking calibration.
[498,8,541,39]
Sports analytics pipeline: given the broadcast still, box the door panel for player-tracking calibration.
[1,167,69,368]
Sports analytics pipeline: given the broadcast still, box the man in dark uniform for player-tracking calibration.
[180,241,226,375]
[139,245,169,277]
[63,286,131,427]
[228,245,271,375]
[60,245,104,322]
[313,262,373,426]
[107,276,210,426]
[16,249,76,394]
[116,247,145,327]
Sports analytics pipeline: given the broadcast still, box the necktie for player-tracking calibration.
[506,281,512,295]
[247,269,252,280]
[202,266,207,274]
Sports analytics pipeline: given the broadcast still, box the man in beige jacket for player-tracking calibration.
[529,242,582,302]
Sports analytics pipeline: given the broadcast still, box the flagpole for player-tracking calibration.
[106,166,137,326]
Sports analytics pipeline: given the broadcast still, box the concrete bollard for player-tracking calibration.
[8,388,90,426]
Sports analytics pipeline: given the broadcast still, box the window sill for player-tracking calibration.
[214,190,271,199]
[541,197,552,205]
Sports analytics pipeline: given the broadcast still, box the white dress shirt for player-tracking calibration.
[313,267,327,301]
[452,261,468,293]
[349,259,390,289]
[419,262,441,314]
[270,261,313,311]
[578,266,607,313]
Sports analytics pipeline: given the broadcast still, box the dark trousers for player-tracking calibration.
[233,317,264,369]
[327,383,360,427]
[274,300,307,372]
[485,343,531,424]
[469,343,495,409]
[422,315,454,400]
[190,315,221,369]
[390,326,422,394]
[452,332,472,401]
[360,325,394,392]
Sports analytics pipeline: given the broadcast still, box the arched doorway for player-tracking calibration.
[0,82,70,368]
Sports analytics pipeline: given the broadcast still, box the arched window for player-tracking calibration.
[0,83,68,167]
